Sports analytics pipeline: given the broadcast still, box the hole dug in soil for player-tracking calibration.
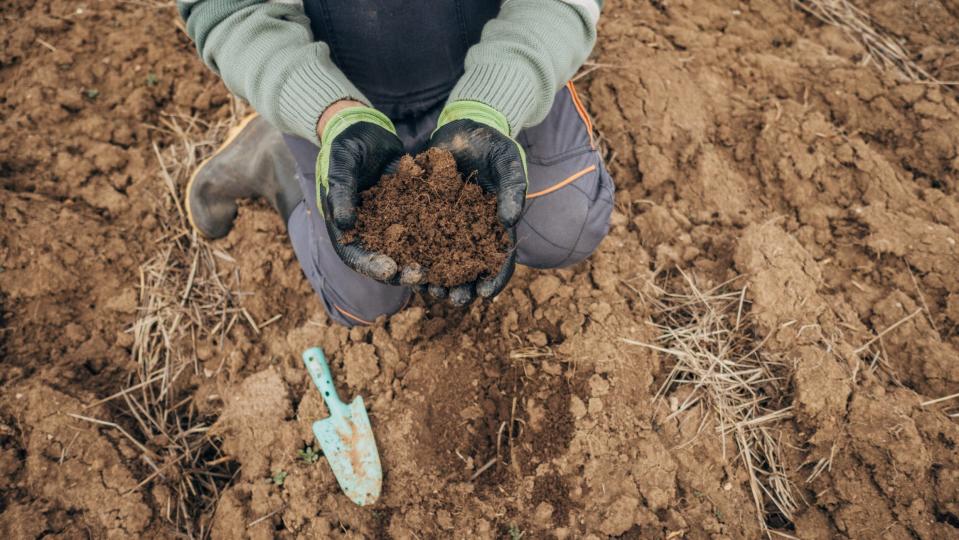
[426,354,576,482]
[406,337,579,527]
[347,148,510,287]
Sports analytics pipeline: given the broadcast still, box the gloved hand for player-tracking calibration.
[316,106,413,283]
[425,101,528,305]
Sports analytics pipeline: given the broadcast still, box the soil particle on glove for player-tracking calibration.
[347,148,510,287]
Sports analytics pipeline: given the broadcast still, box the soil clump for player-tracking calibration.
[348,148,510,287]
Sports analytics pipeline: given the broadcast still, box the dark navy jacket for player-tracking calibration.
[303,0,500,119]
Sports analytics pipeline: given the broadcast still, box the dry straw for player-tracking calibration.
[75,99,255,539]
[134,104,254,537]
[623,271,799,537]
[794,0,957,86]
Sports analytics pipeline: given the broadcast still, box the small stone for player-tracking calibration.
[588,301,612,323]
[588,397,604,416]
[115,330,134,349]
[344,343,379,388]
[560,313,584,337]
[542,361,562,376]
[104,288,137,313]
[196,342,213,361]
[436,509,454,530]
[348,326,368,343]
[459,404,483,420]
[588,374,610,397]
[64,323,86,343]
[599,496,639,535]
[528,330,548,347]
[534,501,554,526]
[529,275,562,305]
[389,306,424,342]
[570,396,587,419]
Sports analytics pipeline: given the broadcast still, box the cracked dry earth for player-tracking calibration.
[3,0,959,538]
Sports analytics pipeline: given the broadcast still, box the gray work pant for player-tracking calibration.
[284,84,614,326]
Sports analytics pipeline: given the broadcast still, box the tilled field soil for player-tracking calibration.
[2,1,959,538]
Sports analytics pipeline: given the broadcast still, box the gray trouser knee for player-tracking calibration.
[515,84,614,268]
[516,151,614,269]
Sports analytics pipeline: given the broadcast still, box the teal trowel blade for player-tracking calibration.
[302,347,382,506]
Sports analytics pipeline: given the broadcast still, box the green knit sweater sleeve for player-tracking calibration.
[177,0,369,145]
[448,0,603,135]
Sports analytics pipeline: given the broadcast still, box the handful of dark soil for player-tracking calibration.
[346,148,510,287]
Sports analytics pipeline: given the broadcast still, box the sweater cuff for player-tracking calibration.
[277,50,370,145]
[447,64,539,136]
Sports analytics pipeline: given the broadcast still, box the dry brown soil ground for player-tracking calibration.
[2,1,959,538]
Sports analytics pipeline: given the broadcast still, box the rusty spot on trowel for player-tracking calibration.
[336,419,367,481]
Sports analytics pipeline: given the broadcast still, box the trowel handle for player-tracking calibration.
[302,348,349,417]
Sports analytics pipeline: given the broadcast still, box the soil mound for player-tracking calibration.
[348,148,510,287]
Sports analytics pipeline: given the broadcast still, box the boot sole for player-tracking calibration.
[186,113,260,238]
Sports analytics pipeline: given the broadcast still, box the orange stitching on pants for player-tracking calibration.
[526,165,597,199]
[566,81,594,149]
[334,304,373,325]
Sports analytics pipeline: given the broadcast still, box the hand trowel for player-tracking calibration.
[302,347,382,506]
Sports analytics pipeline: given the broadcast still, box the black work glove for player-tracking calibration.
[424,101,528,305]
[316,106,424,285]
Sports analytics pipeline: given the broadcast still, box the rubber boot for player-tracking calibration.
[186,114,303,239]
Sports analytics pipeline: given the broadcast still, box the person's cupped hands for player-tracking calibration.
[422,100,527,306]
[315,104,427,286]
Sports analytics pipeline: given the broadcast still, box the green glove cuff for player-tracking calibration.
[436,100,512,136]
[435,101,528,180]
[315,106,397,207]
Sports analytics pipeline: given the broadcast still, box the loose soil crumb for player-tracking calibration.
[348,147,510,287]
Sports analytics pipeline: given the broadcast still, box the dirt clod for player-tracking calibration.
[349,148,510,287]
[532,473,571,525]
